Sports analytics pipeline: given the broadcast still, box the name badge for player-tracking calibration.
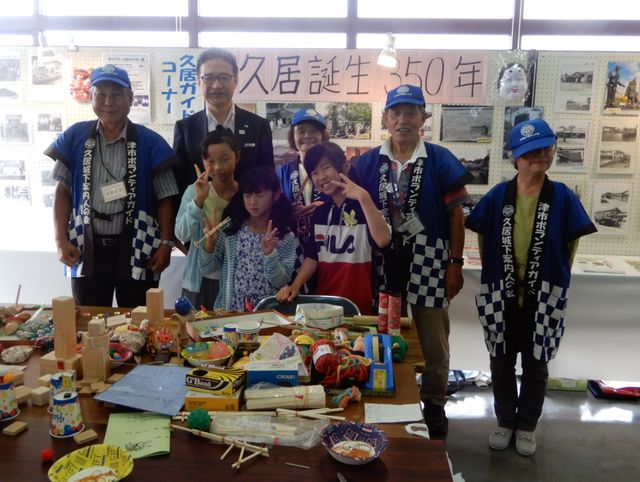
[399,213,425,242]
[243,142,256,147]
[101,181,127,203]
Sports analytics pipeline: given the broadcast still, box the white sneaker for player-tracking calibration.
[488,427,513,450]
[515,430,537,456]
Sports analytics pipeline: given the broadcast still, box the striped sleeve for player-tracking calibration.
[264,232,298,289]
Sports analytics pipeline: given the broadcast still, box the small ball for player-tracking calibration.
[175,297,192,316]
[40,447,54,462]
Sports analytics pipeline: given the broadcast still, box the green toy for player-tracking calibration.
[187,408,212,431]
[390,335,408,362]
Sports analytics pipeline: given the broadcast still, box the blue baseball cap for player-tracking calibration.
[291,109,326,130]
[509,119,557,158]
[90,64,131,89]
[385,84,425,109]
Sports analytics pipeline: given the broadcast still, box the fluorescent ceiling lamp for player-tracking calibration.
[377,33,398,69]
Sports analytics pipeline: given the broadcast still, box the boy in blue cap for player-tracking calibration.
[354,84,473,438]
[46,64,179,307]
[466,119,596,455]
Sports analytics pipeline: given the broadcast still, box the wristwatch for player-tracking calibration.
[160,239,176,248]
[448,256,464,265]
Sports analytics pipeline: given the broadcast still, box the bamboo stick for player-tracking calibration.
[193,216,231,247]
[232,447,263,469]
[170,425,269,457]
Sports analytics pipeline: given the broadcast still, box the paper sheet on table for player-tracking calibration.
[365,403,423,423]
[103,412,170,459]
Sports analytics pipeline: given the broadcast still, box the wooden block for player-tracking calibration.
[2,421,27,436]
[82,348,110,381]
[87,318,106,336]
[106,314,127,328]
[130,306,147,326]
[82,332,109,349]
[4,370,24,386]
[146,288,164,324]
[52,296,77,359]
[39,352,83,378]
[78,377,99,387]
[73,429,98,445]
[79,385,93,396]
[106,373,124,384]
[91,382,110,393]
[30,386,50,406]
[38,373,52,387]
[13,385,32,405]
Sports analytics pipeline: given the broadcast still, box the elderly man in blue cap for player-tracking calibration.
[46,64,179,307]
[354,84,473,438]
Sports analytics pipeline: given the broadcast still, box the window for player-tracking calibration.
[44,30,189,48]
[523,0,640,20]
[522,35,640,51]
[358,0,514,19]
[199,0,347,18]
[199,32,346,49]
[0,2,33,16]
[40,0,188,16]
[0,35,33,46]
[357,33,511,50]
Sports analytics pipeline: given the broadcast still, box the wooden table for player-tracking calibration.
[2,307,452,481]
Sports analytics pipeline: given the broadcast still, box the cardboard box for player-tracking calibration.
[185,363,246,396]
[187,311,291,342]
[184,389,242,411]
[246,359,299,387]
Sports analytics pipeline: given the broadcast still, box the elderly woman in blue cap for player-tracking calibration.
[465,119,596,456]
[277,108,330,216]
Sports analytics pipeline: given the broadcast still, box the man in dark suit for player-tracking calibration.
[173,47,274,195]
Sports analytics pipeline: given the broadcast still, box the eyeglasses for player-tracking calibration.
[200,74,234,85]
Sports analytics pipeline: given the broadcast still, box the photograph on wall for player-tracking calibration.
[30,53,65,102]
[237,103,256,114]
[598,119,637,174]
[448,144,490,184]
[0,112,30,143]
[591,182,632,235]
[2,184,31,204]
[34,111,64,145]
[345,146,369,166]
[40,168,55,187]
[604,61,640,112]
[503,106,544,159]
[103,54,151,124]
[0,160,26,180]
[266,102,315,141]
[551,118,590,172]
[0,54,22,103]
[380,105,432,141]
[554,61,594,113]
[320,102,371,140]
[440,106,493,142]
[69,62,94,103]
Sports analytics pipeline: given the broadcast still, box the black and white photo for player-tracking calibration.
[591,182,632,235]
[441,106,493,142]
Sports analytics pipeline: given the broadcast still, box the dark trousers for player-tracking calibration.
[182,277,220,311]
[490,309,549,431]
[71,241,158,307]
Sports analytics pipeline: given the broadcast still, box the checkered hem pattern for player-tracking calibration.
[406,234,448,308]
[130,209,161,281]
[533,281,569,362]
[64,209,84,278]
[475,282,506,357]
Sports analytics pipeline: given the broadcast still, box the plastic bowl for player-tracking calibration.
[180,341,233,367]
[321,421,388,465]
[109,342,133,368]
